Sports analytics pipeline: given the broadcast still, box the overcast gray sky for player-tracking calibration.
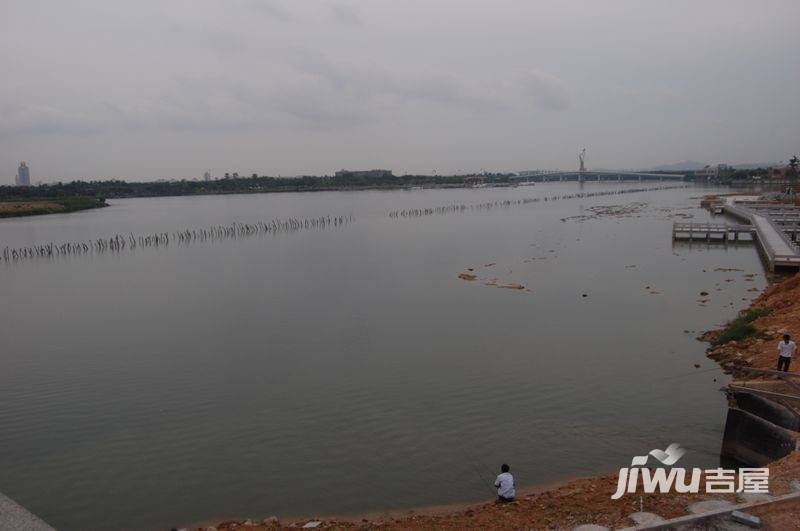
[1,0,799,182]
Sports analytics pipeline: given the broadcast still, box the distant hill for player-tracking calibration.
[731,162,776,170]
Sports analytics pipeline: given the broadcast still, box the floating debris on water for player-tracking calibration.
[560,202,648,222]
[458,266,528,292]
[497,282,525,290]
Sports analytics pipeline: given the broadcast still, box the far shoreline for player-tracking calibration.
[0,179,684,217]
[0,171,690,205]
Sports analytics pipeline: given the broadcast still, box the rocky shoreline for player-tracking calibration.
[196,455,800,530]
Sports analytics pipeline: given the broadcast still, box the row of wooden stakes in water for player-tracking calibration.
[387,184,687,218]
[1,215,354,262]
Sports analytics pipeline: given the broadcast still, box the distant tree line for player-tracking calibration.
[0,173,518,200]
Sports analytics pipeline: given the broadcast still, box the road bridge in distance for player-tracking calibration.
[518,170,685,182]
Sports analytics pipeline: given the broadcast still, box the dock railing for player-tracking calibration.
[672,221,753,242]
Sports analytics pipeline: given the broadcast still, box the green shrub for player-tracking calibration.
[713,307,771,345]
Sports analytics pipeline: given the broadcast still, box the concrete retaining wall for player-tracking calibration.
[721,407,797,466]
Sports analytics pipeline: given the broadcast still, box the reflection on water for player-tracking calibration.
[0,184,766,530]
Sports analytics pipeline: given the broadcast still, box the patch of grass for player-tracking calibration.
[713,307,772,346]
[0,197,106,218]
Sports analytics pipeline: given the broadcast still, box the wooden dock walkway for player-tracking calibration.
[720,197,800,271]
[673,196,800,270]
[672,222,753,242]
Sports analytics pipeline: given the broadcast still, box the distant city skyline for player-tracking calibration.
[7,156,788,185]
[2,0,799,183]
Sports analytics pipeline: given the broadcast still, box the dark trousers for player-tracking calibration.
[497,495,515,503]
[778,356,791,372]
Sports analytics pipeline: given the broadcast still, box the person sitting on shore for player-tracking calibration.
[494,463,516,503]
[777,334,796,372]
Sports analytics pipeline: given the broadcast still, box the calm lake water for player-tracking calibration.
[0,183,767,530]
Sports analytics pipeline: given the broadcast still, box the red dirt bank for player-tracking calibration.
[204,453,800,529]
[704,272,800,374]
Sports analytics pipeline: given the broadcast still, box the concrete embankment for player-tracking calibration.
[0,491,55,531]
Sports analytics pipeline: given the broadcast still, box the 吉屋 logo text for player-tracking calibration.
[611,443,769,499]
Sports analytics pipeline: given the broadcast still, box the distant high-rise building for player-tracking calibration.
[203,170,212,181]
[16,162,30,186]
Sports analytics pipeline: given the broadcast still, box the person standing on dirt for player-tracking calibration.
[777,334,796,372]
[494,463,516,503]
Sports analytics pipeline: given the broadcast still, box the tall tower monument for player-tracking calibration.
[16,162,31,186]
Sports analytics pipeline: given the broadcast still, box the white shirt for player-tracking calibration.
[494,472,515,499]
[778,340,797,358]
